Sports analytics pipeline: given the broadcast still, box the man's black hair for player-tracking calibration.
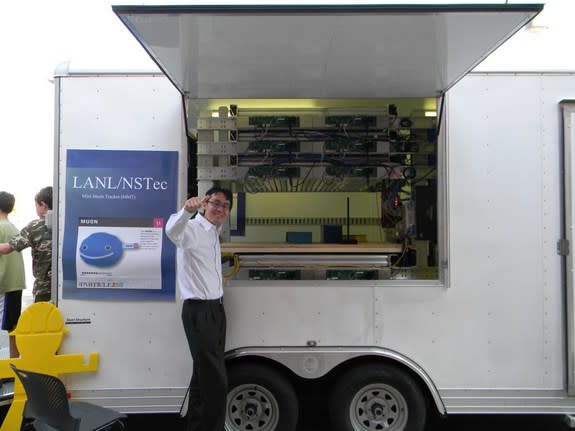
[35,186,53,210]
[205,187,233,210]
[0,192,15,214]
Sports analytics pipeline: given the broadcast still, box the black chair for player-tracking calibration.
[10,364,125,431]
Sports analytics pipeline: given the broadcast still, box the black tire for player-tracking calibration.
[226,363,299,431]
[330,363,427,431]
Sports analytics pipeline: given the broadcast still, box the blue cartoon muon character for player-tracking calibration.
[79,232,126,267]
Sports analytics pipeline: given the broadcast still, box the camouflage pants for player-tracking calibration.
[34,289,51,302]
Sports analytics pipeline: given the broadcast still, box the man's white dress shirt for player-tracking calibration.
[165,208,223,300]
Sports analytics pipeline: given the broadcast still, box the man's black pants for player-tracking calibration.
[182,298,227,431]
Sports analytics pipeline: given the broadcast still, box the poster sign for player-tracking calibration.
[62,149,178,300]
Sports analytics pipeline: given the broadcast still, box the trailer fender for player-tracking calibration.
[225,346,446,415]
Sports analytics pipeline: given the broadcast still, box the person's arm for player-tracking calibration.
[165,208,192,246]
[165,196,209,246]
[0,243,13,255]
[7,222,33,254]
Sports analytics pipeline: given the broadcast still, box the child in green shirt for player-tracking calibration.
[0,191,26,357]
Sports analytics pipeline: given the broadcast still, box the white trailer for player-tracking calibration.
[48,3,575,431]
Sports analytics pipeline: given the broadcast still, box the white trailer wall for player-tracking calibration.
[224,73,575,413]
[55,71,575,415]
[385,72,568,410]
[443,72,567,410]
[54,71,189,412]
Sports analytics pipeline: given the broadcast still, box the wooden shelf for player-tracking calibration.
[221,242,402,254]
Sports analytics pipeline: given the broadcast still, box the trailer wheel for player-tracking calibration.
[330,363,426,431]
[226,363,298,431]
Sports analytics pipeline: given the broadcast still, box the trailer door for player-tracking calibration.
[112,4,542,100]
[563,100,575,395]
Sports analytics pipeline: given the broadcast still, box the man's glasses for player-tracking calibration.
[208,200,231,210]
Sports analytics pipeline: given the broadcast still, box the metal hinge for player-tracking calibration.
[558,238,570,256]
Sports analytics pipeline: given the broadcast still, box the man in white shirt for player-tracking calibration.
[165,187,233,431]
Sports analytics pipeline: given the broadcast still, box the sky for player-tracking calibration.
[0,0,573,288]
[0,1,153,226]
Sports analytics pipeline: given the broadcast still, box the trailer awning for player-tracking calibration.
[113,4,542,99]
